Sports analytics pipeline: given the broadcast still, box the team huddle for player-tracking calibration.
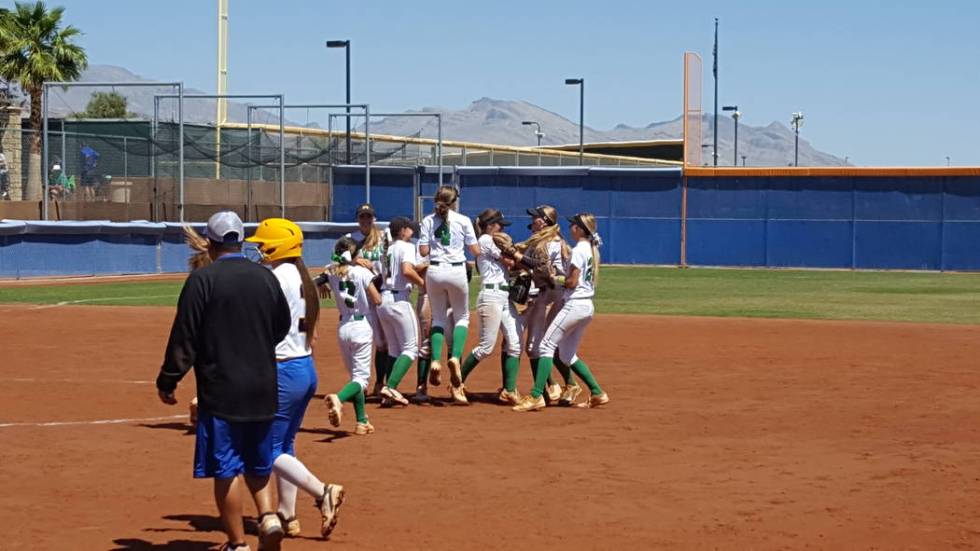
[321,185,609,426]
[156,185,607,551]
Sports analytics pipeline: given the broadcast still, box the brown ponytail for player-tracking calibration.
[434,185,459,217]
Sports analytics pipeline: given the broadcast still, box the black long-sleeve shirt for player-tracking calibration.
[157,255,291,422]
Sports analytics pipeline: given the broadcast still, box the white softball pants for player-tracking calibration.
[520,287,564,359]
[425,263,470,330]
[539,298,594,365]
[337,317,373,390]
[368,302,387,349]
[416,293,456,361]
[378,294,419,360]
[472,289,522,360]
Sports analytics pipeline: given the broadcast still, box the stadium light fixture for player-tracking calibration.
[565,79,584,164]
[522,120,545,147]
[723,105,740,166]
[327,40,352,163]
[791,112,804,167]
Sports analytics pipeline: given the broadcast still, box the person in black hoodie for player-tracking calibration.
[157,211,291,551]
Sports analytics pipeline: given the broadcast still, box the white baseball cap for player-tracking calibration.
[206,211,244,243]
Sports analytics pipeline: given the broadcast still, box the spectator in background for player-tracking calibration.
[79,143,100,201]
[156,211,292,551]
[0,150,9,200]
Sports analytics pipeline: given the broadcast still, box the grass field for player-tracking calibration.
[2,266,979,324]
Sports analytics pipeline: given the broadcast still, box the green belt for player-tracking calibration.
[484,283,510,291]
[340,314,365,321]
[431,261,464,266]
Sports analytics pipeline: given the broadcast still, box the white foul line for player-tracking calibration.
[0,414,187,428]
[28,294,176,310]
[3,378,154,384]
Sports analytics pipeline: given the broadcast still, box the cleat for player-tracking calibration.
[558,385,582,407]
[428,360,443,386]
[354,421,375,435]
[545,383,562,404]
[512,394,546,412]
[449,383,469,405]
[189,397,199,425]
[578,392,610,409]
[220,543,252,551]
[317,484,346,539]
[278,514,301,538]
[413,385,431,404]
[257,512,284,551]
[380,386,409,406]
[497,388,523,406]
[325,394,343,428]
[448,357,463,387]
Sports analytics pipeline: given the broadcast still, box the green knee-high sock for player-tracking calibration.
[529,357,540,381]
[554,357,576,386]
[337,382,368,424]
[451,326,468,360]
[417,357,431,387]
[374,350,390,384]
[353,387,368,423]
[531,357,554,398]
[386,354,414,389]
[503,355,520,392]
[500,353,509,389]
[337,381,361,402]
[460,352,480,382]
[569,359,602,395]
[430,327,445,364]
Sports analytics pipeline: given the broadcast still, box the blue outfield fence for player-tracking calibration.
[3,167,980,277]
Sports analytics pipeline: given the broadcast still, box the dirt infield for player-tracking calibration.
[2,305,980,550]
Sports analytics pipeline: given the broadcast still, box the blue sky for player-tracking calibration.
[38,0,980,166]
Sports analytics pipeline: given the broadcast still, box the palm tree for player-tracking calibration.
[0,2,86,200]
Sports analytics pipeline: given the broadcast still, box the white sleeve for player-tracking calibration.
[479,234,501,260]
[462,215,478,246]
[418,217,433,247]
[355,266,374,289]
[401,242,418,266]
[570,246,587,273]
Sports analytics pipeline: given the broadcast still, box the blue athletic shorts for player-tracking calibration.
[193,411,274,479]
[271,355,318,459]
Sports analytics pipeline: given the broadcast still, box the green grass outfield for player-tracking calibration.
[2,266,980,324]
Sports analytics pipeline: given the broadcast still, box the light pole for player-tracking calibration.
[712,17,719,166]
[565,78,584,165]
[946,155,951,167]
[723,105,739,166]
[326,40,352,164]
[791,112,804,167]
[741,154,747,167]
[522,120,545,147]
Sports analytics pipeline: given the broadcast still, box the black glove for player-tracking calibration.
[508,272,532,305]
[371,273,384,292]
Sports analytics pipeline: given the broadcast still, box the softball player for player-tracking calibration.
[245,218,345,540]
[518,205,574,402]
[320,236,382,435]
[457,209,523,405]
[346,203,390,395]
[376,217,426,405]
[418,185,481,399]
[512,213,610,412]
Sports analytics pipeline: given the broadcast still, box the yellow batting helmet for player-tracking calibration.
[246,218,303,261]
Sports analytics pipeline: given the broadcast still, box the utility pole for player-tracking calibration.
[712,17,719,167]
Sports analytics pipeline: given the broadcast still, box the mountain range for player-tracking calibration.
[36,64,846,167]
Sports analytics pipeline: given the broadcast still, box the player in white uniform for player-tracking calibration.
[513,213,610,412]
[346,203,390,395]
[376,217,426,406]
[414,245,460,403]
[246,218,345,540]
[320,236,383,434]
[518,205,575,402]
[457,209,523,405]
[418,186,480,399]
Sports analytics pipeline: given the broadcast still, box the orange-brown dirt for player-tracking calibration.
[2,304,980,550]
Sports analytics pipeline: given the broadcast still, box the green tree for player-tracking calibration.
[0,2,87,200]
[78,91,132,119]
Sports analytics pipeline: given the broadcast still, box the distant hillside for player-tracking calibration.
[30,65,846,167]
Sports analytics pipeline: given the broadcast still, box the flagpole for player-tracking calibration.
[713,17,719,167]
